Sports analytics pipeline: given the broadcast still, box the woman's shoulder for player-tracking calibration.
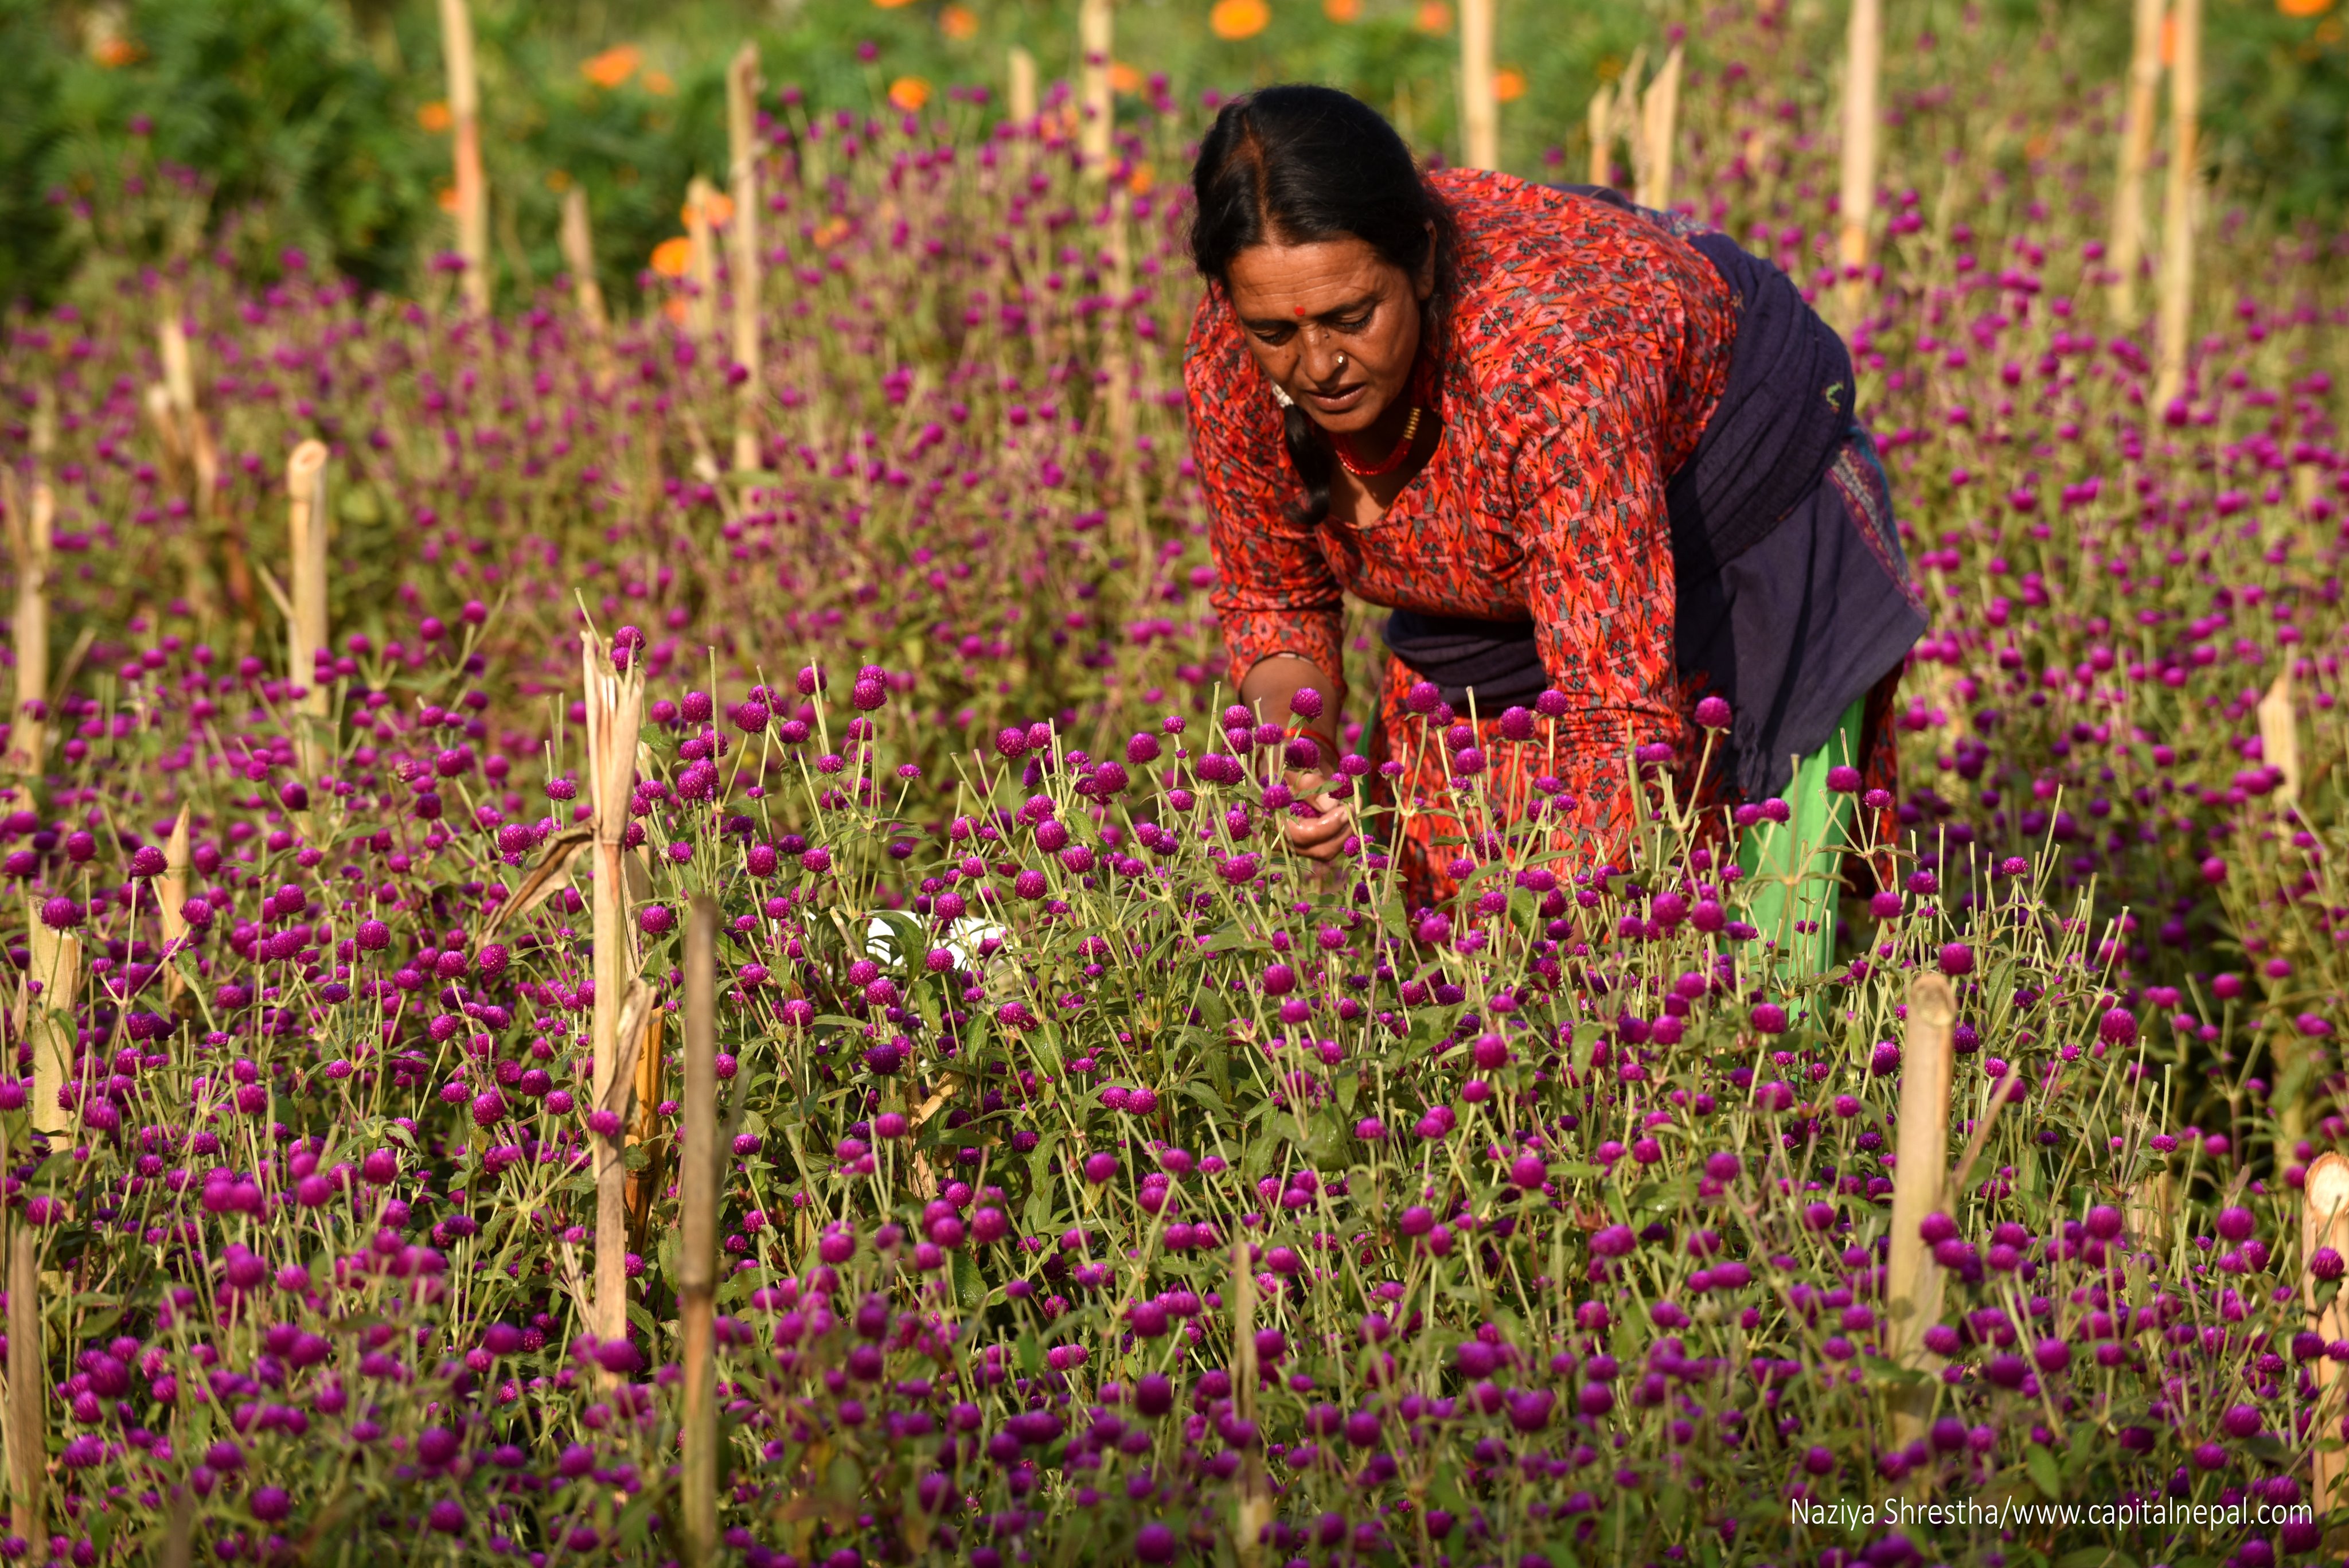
[1432,168,1723,333]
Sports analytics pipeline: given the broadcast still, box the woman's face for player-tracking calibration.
[1223,234,1432,434]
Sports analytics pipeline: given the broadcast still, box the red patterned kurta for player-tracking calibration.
[1186,170,1739,904]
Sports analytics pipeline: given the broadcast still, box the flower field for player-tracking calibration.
[2,3,2348,1565]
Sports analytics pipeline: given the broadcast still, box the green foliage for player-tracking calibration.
[8,0,2349,308]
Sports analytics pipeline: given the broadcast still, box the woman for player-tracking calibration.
[1184,85,1925,963]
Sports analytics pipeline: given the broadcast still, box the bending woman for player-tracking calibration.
[1183,85,1926,966]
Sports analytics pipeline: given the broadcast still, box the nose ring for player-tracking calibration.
[1335,353,1348,370]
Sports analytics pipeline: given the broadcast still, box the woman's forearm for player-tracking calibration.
[1239,654,1345,769]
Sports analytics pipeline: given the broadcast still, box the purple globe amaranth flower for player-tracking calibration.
[1749,1003,1788,1035]
[1938,942,1975,977]
[1694,695,1732,729]
[37,895,81,931]
[2098,1007,2137,1047]
[639,904,676,937]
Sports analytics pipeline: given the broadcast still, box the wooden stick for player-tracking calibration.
[6,483,51,777]
[582,628,646,1355]
[1637,44,1684,210]
[1232,1241,1270,1566]
[727,43,764,474]
[685,177,718,342]
[438,0,490,314]
[2152,0,2200,409]
[679,895,721,1567]
[2260,668,2300,810]
[22,908,79,1138]
[1585,83,1616,186]
[5,1228,39,1542]
[2304,1154,2349,1516]
[284,441,331,781]
[1008,47,1038,126]
[1836,0,1883,331]
[2107,0,2165,321]
[623,1012,666,1248]
[1078,0,1113,171]
[159,806,190,1005]
[1885,972,1956,1452]
[1458,0,1499,171]
[560,188,609,336]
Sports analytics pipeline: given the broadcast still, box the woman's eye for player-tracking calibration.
[1332,314,1370,331]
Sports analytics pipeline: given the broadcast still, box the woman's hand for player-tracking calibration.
[1279,768,1354,861]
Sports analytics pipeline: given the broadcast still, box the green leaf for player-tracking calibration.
[1183,1082,1230,1115]
[1016,1333,1043,1376]
[2025,1442,2063,1501]
[1334,1070,1359,1114]
[952,1249,986,1310]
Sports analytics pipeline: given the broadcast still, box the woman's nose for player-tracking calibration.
[1299,332,1345,385]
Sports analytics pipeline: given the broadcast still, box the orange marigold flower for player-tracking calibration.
[1494,67,1527,103]
[417,100,454,133]
[680,191,735,228]
[1209,0,1272,39]
[92,35,141,68]
[1110,62,1144,93]
[645,69,676,96]
[941,4,981,38]
[2280,0,2332,18]
[436,186,461,214]
[1127,161,1157,194]
[1324,0,1360,18]
[582,44,642,89]
[888,76,932,112]
[874,0,919,9]
[650,236,694,278]
[1414,1,1454,33]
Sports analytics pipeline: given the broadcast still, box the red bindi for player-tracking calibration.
[1293,305,1306,316]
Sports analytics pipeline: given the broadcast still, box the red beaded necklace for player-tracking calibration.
[1330,405,1425,479]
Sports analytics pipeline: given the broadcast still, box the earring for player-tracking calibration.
[1270,380,1294,409]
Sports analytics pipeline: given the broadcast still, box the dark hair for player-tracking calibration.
[1189,85,1458,524]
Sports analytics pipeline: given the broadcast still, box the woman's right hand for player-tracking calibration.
[1280,774,1355,861]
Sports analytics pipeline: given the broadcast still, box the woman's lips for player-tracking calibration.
[1306,383,1367,412]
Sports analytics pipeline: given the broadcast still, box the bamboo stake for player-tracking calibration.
[2260,668,2300,809]
[5,1228,39,1542]
[1459,0,1499,171]
[1836,0,1884,331]
[1636,44,1684,210]
[1884,972,1956,1453]
[2304,1154,2349,1517]
[1585,83,1616,186]
[1008,46,1038,126]
[22,908,79,1138]
[1232,1242,1270,1566]
[2152,0,2200,410]
[560,188,609,336]
[582,628,646,1353]
[727,43,764,474]
[437,0,490,315]
[623,1012,666,1247]
[158,806,190,1005]
[284,441,331,781]
[679,895,721,1567]
[6,483,51,777]
[2107,0,2165,321]
[1078,0,1113,171]
[685,177,718,342]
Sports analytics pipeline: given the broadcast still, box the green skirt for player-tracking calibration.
[1733,696,1867,980]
